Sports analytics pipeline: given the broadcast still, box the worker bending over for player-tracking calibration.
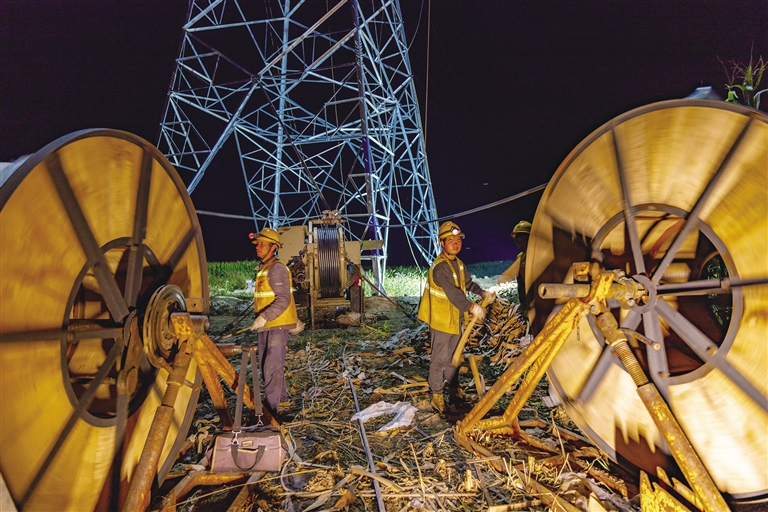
[418,221,492,414]
[249,228,299,418]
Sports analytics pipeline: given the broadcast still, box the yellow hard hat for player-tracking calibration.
[512,220,531,236]
[249,227,282,247]
[438,221,464,240]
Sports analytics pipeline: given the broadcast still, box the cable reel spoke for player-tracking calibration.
[576,347,619,404]
[19,338,125,508]
[124,149,153,309]
[640,310,669,381]
[650,118,755,286]
[654,299,718,360]
[654,299,768,413]
[45,152,130,323]
[612,126,646,275]
[0,325,122,344]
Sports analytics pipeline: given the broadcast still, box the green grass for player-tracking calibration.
[208,260,258,296]
[370,260,515,297]
[376,266,426,297]
[208,260,517,299]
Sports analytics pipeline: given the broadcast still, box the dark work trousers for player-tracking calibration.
[257,328,289,412]
[428,328,461,394]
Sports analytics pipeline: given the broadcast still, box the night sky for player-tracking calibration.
[2,1,766,266]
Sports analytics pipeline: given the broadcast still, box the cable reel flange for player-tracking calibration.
[527,99,768,501]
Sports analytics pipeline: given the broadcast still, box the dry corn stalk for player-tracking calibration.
[464,298,526,368]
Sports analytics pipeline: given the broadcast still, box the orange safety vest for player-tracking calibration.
[254,259,298,329]
[417,253,469,334]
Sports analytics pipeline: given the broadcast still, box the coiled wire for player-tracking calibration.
[316,226,341,297]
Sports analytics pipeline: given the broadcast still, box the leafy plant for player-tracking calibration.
[703,254,731,326]
[719,47,767,111]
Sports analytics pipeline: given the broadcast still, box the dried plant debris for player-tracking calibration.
[467,298,527,369]
[179,302,640,512]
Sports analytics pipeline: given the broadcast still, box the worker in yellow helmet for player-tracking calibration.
[417,221,493,414]
[497,220,531,317]
[248,227,298,418]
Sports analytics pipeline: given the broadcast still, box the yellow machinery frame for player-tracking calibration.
[454,263,730,512]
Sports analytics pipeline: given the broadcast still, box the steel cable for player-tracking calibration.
[317,227,341,297]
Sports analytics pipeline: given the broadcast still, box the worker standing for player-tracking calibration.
[497,220,531,318]
[249,228,298,418]
[418,221,492,414]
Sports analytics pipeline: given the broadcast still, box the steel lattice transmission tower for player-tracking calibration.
[158,0,438,285]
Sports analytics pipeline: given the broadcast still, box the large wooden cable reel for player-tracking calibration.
[0,130,208,510]
[526,99,767,502]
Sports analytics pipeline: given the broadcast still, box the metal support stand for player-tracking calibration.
[455,265,731,511]
[121,312,280,511]
[122,342,193,512]
[597,310,730,512]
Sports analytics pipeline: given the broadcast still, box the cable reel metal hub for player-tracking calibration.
[143,284,187,372]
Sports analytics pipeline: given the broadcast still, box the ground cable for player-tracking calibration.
[342,345,386,512]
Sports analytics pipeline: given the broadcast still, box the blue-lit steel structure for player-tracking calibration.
[158,0,438,284]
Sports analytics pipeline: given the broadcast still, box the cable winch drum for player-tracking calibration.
[526,99,767,502]
[0,129,207,510]
[316,226,342,297]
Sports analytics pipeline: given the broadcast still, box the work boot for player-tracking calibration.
[447,386,465,406]
[431,393,445,414]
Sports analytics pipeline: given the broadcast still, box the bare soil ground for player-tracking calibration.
[163,296,641,512]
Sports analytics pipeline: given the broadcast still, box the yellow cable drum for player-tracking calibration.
[527,100,767,503]
[0,130,208,511]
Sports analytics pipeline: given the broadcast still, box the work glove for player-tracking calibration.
[250,315,267,331]
[470,303,487,323]
[289,319,306,335]
[481,289,496,303]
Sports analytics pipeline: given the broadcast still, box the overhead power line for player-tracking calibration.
[195,182,548,228]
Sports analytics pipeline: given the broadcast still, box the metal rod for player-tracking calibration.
[636,385,731,512]
[468,354,485,397]
[598,313,731,512]
[217,326,252,340]
[351,262,417,321]
[122,342,193,512]
[656,276,768,295]
[451,292,494,367]
[619,328,661,350]
[342,345,385,512]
